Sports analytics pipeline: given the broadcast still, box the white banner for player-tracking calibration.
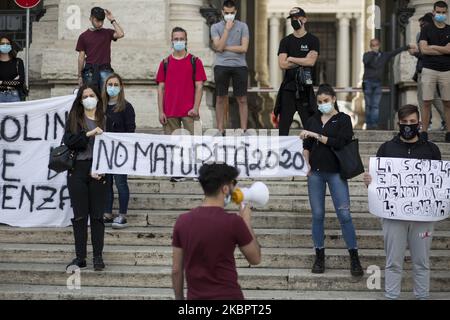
[92,133,308,178]
[0,95,75,227]
[368,157,450,222]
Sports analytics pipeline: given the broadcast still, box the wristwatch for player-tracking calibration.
[110,19,116,24]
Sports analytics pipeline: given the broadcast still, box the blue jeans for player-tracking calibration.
[363,80,382,128]
[82,68,113,93]
[105,174,130,215]
[0,90,20,103]
[307,171,358,249]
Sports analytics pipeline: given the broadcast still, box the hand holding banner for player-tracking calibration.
[368,157,450,222]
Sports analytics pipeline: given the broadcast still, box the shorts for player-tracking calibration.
[214,66,248,97]
[421,68,450,101]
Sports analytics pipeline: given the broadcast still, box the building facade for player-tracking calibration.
[1,0,447,129]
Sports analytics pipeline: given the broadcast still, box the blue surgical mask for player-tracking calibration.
[107,86,121,97]
[435,14,447,23]
[173,41,186,52]
[0,44,12,54]
[318,103,334,114]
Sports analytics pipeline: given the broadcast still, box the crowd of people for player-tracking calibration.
[0,0,448,301]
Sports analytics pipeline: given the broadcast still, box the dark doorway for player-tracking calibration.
[307,20,337,86]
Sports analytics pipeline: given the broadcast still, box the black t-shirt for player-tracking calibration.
[0,58,24,90]
[278,33,320,87]
[419,23,450,72]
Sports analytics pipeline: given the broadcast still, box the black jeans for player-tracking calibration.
[278,89,315,136]
[67,160,108,260]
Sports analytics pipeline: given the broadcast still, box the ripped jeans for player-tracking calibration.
[67,160,108,259]
[307,171,358,249]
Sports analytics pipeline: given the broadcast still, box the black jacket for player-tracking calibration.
[106,101,136,133]
[63,124,89,152]
[303,112,353,173]
[376,135,441,160]
[363,46,408,82]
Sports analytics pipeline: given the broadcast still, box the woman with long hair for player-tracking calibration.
[0,35,24,103]
[64,85,107,271]
[299,84,363,277]
[102,73,136,229]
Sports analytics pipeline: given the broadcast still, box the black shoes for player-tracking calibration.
[93,256,105,271]
[311,248,325,274]
[349,249,364,277]
[445,132,450,143]
[66,258,87,271]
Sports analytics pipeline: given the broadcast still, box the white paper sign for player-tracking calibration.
[368,157,450,222]
[0,95,76,227]
[92,133,308,178]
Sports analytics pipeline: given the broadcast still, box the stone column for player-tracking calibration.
[169,0,205,47]
[353,12,363,86]
[284,13,293,36]
[269,14,281,88]
[336,13,351,97]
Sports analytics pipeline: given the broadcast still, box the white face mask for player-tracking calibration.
[224,13,236,22]
[82,97,98,110]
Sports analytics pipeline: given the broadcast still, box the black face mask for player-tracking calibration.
[291,19,302,31]
[399,124,420,140]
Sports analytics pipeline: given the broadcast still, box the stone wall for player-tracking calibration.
[26,0,216,129]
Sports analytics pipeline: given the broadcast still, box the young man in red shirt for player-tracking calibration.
[156,27,207,182]
[76,7,125,91]
[172,163,261,300]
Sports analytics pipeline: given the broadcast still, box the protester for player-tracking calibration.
[156,26,207,182]
[419,1,450,142]
[0,35,24,103]
[364,104,441,299]
[362,39,414,130]
[102,73,136,229]
[76,7,125,91]
[64,85,107,271]
[172,163,261,300]
[275,7,319,136]
[299,84,363,277]
[410,13,446,132]
[211,0,250,134]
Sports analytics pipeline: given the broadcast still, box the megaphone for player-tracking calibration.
[232,182,270,207]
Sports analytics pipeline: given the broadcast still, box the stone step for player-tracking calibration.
[1,244,449,270]
[0,263,449,292]
[126,180,371,196]
[109,210,450,231]
[2,284,449,300]
[120,194,374,211]
[136,129,449,143]
[0,226,448,249]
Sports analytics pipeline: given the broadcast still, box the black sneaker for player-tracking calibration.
[104,215,114,227]
[170,177,186,182]
[66,258,87,271]
[311,248,325,274]
[93,256,105,271]
[445,132,450,143]
[112,215,128,229]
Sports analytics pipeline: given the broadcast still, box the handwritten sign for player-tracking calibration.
[0,95,75,227]
[92,133,308,178]
[368,157,450,222]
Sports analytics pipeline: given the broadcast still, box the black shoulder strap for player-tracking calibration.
[163,56,170,79]
[191,55,197,83]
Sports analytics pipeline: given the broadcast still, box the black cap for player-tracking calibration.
[419,12,434,24]
[286,7,306,19]
[91,7,105,21]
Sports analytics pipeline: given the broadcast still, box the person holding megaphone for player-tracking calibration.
[171,163,263,300]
